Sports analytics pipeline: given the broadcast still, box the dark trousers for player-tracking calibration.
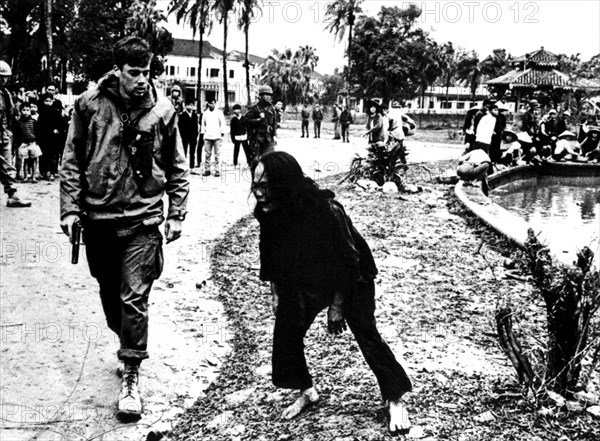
[84,225,163,362]
[182,137,198,168]
[301,120,309,137]
[341,125,350,142]
[233,139,252,165]
[272,281,412,401]
[313,121,321,138]
[0,152,16,196]
[39,139,59,175]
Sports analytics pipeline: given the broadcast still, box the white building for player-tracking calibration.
[158,38,266,106]
[403,85,507,113]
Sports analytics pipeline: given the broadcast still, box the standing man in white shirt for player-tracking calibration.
[201,99,226,177]
[474,103,499,153]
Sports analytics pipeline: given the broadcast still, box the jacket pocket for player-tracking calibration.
[137,143,167,198]
[84,161,108,197]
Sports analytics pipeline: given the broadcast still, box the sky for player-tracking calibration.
[156,0,600,75]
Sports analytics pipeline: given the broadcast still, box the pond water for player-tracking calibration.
[491,176,600,261]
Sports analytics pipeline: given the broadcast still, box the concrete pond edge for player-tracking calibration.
[454,162,600,265]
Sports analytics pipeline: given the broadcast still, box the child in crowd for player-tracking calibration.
[457,146,491,196]
[29,102,39,120]
[14,102,42,182]
[498,129,522,166]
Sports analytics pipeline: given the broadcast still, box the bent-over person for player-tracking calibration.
[252,151,412,433]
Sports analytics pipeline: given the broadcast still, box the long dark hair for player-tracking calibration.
[251,151,334,219]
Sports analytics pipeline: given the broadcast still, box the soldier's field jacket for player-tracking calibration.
[60,72,189,225]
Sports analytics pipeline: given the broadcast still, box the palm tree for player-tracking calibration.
[168,0,213,113]
[212,0,235,112]
[261,48,306,107]
[438,42,456,106]
[237,0,260,106]
[324,0,363,88]
[44,0,53,84]
[294,45,319,102]
[126,0,174,77]
[456,50,481,105]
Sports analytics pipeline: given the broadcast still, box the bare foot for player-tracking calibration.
[281,387,319,420]
[389,399,411,433]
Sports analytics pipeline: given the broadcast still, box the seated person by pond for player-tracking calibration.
[457,146,491,196]
[580,127,600,162]
[553,131,585,162]
[498,129,522,167]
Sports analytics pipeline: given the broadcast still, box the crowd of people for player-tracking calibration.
[170,85,283,176]
[5,35,600,436]
[0,61,73,207]
[457,98,600,194]
[50,37,412,433]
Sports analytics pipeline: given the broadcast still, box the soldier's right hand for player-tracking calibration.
[60,214,80,238]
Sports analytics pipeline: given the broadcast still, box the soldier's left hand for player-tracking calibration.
[165,219,182,243]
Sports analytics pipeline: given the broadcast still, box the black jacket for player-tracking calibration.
[258,198,377,294]
[178,110,198,143]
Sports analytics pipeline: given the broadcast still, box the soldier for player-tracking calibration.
[245,85,277,159]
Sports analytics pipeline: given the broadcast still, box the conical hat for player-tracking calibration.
[558,130,576,139]
[517,132,533,144]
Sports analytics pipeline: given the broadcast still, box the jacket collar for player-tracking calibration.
[97,71,156,110]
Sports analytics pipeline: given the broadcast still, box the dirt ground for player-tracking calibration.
[0,124,464,441]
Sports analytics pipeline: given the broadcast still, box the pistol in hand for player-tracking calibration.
[71,221,82,264]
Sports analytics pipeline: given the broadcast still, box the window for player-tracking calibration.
[210,68,219,78]
[169,66,175,76]
[190,67,196,77]
[428,101,434,109]
[229,70,234,79]
[227,91,235,102]
[440,102,452,109]
[456,102,465,110]
[406,103,412,109]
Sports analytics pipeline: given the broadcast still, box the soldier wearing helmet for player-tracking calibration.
[0,60,14,162]
[245,84,277,158]
[0,60,32,207]
[169,84,184,115]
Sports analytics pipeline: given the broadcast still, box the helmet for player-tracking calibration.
[0,60,12,76]
[171,84,181,94]
[258,85,273,95]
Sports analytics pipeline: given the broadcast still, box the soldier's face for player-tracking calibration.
[261,93,272,104]
[117,62,151,100]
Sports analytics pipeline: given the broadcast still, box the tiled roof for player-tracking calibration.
[511,47,559,67]
[170,39,222,58]
[169,39,266,66]
[487,68,572,88]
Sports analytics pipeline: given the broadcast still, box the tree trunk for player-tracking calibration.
[44,0,54,84]
[347,23,353,86]
[245,23,251,106]
[197,29,204,115]
[222,15,229,113]
[60,55,67,93]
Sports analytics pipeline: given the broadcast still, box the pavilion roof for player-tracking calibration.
[485,68,599,90]
[511,47,560,68]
